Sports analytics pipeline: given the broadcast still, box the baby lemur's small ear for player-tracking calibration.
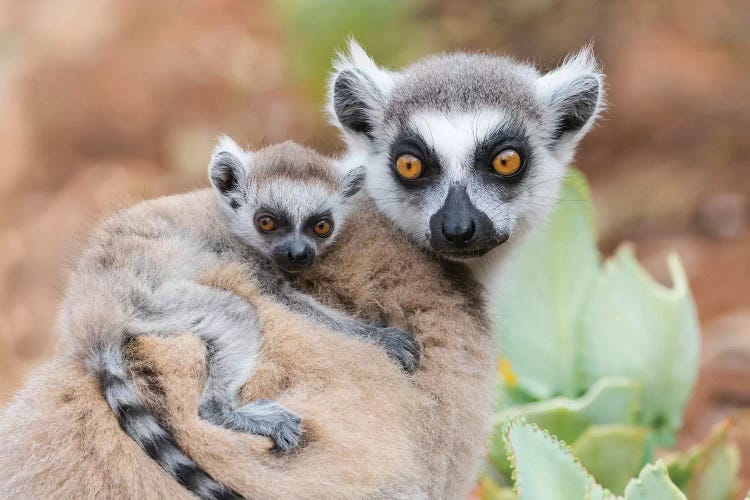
[208,135,250,209]
[536,46,605,163]
[340,165,366,198]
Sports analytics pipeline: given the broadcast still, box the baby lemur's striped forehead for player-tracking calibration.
[248,141,339,190]
[208,135,365,233]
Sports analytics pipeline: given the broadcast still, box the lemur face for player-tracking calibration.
[328,41,604,261]
[208,137,365,272]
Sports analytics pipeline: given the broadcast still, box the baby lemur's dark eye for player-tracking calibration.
[492,149,524,177]
[256,215,278,233]
[313,218,333,237]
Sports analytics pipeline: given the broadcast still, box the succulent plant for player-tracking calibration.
[663,420,739,500]
[482,171,738,499]
[497,419,685,500]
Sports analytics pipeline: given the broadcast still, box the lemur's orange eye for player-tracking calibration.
[256,215,277,233]
[492,150,523,177]
[396,154,423,180]
[313,218,333,237]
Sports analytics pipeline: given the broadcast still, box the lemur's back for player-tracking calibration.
[78,189,233,277]
[73,189,232,288]
[60,189,237,355]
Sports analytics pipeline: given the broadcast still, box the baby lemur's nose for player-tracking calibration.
[287,243,311,263]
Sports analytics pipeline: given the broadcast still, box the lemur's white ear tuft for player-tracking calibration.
[208,135,251,209]
[536,45,605,163]
[332,39,395,95]
[326,38,397,141]
[211,134,253,165]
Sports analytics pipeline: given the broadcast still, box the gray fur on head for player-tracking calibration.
[208,135,365,269]
[327,40,604,266]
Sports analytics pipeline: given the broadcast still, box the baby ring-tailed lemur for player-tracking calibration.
[62,137,418,500]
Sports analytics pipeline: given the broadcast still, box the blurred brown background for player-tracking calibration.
[0,0,749,488]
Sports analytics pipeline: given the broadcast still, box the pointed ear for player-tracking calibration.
[340,165,366,198]
[208,135,250,210]
[327,39,396,140]
[536,47,605,162]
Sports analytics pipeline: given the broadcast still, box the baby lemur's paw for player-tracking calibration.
[237,400,303,452]
[200,397,303,451]
[368,322,420,373]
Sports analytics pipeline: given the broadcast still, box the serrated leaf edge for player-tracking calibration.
[501,418,617,499]
[494,376,641,428]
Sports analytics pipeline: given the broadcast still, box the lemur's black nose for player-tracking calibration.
[434,185,479,248]
[441,219,476,245]
[287,244,310,263]
[429,184,503,257]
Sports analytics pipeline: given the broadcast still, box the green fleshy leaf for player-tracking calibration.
[489,377,641,477]
[586,483,620,500]
[504,420,684,500]
[577,247,700,435]
[498,376,641,443]
[665,420,739,500]
[623,461,686,500]
[504,419,601,499]
[497,170,599,399]
[494,376,539,412]
[489,169,705,499]
[572,425,650,495]
[689,445,739,500]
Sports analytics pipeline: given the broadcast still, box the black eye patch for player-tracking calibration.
[254,208,291,231]
[388,129,442,189]
[472,124,533,184]
[304,210,333,228]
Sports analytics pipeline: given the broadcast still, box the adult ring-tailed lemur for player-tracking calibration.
[0,40,603,500]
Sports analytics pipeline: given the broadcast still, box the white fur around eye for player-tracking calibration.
[407,110,508,184]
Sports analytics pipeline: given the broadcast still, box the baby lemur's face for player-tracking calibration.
[209,137,365,272]
[328,41,604,262]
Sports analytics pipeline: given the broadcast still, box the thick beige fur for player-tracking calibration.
[0,195,493,499]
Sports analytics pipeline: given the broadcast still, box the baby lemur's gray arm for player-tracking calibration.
[288,289,418,372]
[258,273,419,372]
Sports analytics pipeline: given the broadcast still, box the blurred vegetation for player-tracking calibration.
[491,421,688,500]
[275,0,429,100]
[482,172,738,499]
